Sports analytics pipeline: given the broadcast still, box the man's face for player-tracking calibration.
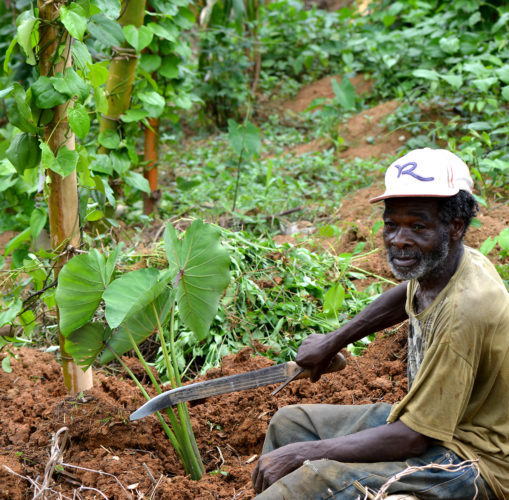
[383,198,451,281]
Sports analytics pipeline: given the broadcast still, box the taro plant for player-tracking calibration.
[54,220,231,479]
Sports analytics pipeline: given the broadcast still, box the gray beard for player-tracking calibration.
[387,234,450,281]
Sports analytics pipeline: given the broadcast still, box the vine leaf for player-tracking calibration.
[16,10,37,65]
[60,3,88,41]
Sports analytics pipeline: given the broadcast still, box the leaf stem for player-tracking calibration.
[121,326,187,448]
[108,346,183,461]
[153,303,204,479]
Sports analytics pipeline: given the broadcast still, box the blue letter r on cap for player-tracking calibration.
[394,162,434,182]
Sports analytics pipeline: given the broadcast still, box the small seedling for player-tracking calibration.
[210,468,230,477]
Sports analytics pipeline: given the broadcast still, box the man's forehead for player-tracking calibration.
[383,197,440,218]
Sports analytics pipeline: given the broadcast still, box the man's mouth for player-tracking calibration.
[391,256,418,267]
[388,250,421,269]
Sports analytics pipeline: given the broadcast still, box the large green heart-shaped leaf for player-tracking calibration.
[56,248,118,336]
[91,0,121,19]
[71,40,92,70]
[137,89,165,118]
[412,69,439,81]
[6,83,37,134]
[227,120,261,158]
[123,25,153,52]
[88,13,125,47]
[65,322,112,370]
[332,77,356,111]
[164,220,231,341]
[147,20,178,42]
[6,133,41,174]
[99,289,173,364]
[103,268,172,329]
[17,10,37,65]
[160,55,180,79]
[51,68,90,103]
[88,63,109,87]
[98,129,121,149]
[124,171,150,193]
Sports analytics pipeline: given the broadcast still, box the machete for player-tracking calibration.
[130,353,346,421]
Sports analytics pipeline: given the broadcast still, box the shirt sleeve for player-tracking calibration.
[387,341,475,442]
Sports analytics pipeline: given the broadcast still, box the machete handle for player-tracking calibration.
[293,353,346,380]
[285,354,346,382]
[271,354,347,396]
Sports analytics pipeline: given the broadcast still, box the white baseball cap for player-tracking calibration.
[369,148,474,204]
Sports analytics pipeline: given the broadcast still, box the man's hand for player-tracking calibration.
[296,333,339,382]
[295,282,409,382]
[251,443,306,493]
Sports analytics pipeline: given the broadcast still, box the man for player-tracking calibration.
[252,148,509,499]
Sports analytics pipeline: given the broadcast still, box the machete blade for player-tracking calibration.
[130,354,346,421]
[130,362,291,421]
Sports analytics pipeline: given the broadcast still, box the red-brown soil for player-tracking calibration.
[0,326,408,499]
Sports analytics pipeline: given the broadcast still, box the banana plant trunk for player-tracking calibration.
[99,0,147,153]
[38,1,93,394]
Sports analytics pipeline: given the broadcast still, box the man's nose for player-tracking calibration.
[389,227,414,248]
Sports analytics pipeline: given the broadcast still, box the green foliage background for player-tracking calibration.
[0,0,508,379]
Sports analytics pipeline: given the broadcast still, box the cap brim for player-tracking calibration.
[369,190,460,204]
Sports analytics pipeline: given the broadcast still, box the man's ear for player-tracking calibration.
[450,218,465,242]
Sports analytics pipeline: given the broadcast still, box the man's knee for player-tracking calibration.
[268,404,301,431]
[263,405,310,453]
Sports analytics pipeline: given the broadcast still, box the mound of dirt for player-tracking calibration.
[337,99,410,160]
[283,74,373,114]
[0,326,408,499]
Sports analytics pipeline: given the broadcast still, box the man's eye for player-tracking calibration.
[384,220,395,228]
[413,224,426,231]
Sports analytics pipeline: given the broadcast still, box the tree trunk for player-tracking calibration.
[99,0,147,152]
[38,1,93,394]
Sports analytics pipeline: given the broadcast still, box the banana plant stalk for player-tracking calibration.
[38,0,92,394]
[99,0,147,153]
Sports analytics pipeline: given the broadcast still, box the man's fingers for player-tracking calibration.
[310,365,324,383]
[252,458,268,493]
[252,461,261,493]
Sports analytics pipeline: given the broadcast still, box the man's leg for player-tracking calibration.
[256,446,495,499]
[262,403,393,453]
[257,404,495,499]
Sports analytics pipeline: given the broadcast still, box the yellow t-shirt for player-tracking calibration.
[387,247,509,499]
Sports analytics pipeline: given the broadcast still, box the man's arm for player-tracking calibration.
[297,281,409,381]
[252,419,431,493]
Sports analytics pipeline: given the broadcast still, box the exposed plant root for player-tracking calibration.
[2,464,72,499]
[2,426,134,500]
[58,462,133,499]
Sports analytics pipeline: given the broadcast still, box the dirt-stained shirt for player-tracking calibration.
[387,246,509,499]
